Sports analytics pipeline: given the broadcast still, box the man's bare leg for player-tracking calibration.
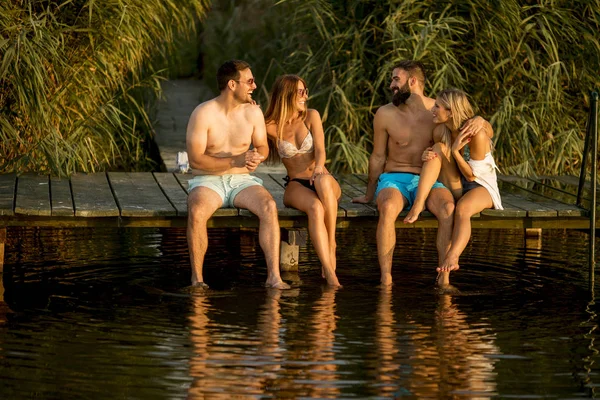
[425,187,455,286]
[376,189,406,286]
[187,187,223,288]
[234,186,290,289]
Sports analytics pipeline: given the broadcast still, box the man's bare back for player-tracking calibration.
[379,96,437,174]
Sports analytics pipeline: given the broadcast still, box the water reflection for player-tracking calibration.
[2,227,600,398]
[408,293,499,398]
[374,287,401,397]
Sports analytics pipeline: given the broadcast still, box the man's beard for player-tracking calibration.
[392,82,411,106]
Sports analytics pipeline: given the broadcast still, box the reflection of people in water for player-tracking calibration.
[187,289,299,398]
[304,287,340,399]
[187,294,213,399]
[374,287,401,397]
[409,294,499,398]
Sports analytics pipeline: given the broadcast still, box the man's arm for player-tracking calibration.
[353,108,388,203]
[250,106,269,160]
[186,106,245,173]
[246,106,267,172]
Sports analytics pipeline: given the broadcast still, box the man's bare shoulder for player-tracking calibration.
[422,96,436,109]
[190,98,219,119]
[240,103,263,119]
[374,103,398,121]
[375,103,397,115]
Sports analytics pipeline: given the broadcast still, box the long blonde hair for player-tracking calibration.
[436,88,475,147]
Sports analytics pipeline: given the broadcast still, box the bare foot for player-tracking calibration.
[183,281,209,293]
[436,271,450,286]
[380,272,393,286]
[404,203,425,224]
[264,280,291,290]
[437,255,460,272]
[323,267,341,287]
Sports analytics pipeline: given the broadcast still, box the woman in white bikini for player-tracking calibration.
[404,88,503,280]
[264,75,341,287]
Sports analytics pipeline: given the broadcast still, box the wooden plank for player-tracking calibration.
[71,173,119,217]
[498,175,578,205]
[108,172,176,217]
[496,189,556,217]
[0,173,16,216]
[334,174,378,217]
[252,173,304,218]
[498,179,586,217]
[175,173,239,217]
[15,174,51,216]
[153,172,188,216]
[51,177,74,216]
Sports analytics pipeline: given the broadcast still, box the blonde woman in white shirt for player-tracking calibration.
[404,88,503,282]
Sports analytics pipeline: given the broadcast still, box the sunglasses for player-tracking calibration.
[297,88,309,97]
[234,78,255,85]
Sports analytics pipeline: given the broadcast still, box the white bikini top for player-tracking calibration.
[277,130,314,159]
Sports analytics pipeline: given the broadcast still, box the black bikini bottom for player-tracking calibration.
[283,176,317,193]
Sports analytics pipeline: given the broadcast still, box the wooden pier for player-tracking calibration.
[0,171,595,272]
[0,171,592,229]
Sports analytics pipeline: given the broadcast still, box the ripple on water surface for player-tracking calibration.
[0,227,598,398]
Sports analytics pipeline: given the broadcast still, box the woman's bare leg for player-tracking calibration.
[439,187,493,272]
[405,143,453,223]
[284,182,341,287]
[314,175,342,271]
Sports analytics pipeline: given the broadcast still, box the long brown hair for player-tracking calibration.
[264,74,308,142]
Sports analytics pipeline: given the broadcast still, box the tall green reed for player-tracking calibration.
[202,0,600,176]
[0,0,209,175]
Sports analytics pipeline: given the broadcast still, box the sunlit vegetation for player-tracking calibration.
[0,0,209,175]
[202,0,600,176]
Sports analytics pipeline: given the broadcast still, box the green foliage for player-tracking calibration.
[202,0,600,175]
[0,0,209,175]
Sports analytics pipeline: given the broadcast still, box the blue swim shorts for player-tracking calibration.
[187,174,263,208]
[375,172,446,209]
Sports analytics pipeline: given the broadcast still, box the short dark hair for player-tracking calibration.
[217,60,251,91]
[392,60,426,86]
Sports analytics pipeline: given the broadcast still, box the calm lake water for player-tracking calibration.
[0,226,599,398]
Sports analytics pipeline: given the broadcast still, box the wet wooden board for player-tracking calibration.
[15,174,51,216]
[0,173,16,216]
[174,173,238,217]
[71,173,119,217]
[108,172,176,217]
[153,172,188,216]
[50,177,74,217]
